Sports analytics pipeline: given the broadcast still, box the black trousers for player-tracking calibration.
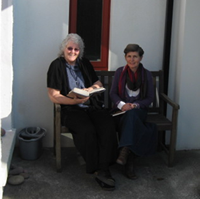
[61,106,118,173]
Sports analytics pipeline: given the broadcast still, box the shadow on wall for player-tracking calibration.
[2,0,13,11]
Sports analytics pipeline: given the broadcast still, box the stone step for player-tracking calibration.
[1,129,17,187]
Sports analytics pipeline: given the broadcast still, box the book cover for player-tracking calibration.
[67,87,105,98]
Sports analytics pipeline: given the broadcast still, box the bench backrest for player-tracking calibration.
[96,70,164,114]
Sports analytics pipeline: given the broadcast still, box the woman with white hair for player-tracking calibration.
[47,33,117,191]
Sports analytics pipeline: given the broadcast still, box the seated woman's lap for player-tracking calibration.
[61,106,117,172]
[61,106,115,136]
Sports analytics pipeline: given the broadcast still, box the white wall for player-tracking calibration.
[169,0,200,150]
[1,1,13,130]
[109,0,166,71]
[8,0,200,150]
[12,0,69,147]
[1,1,13,198]
[11,0,167,147]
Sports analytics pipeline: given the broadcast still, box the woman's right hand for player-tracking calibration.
[121,103,135,111]
[74,96,90,104]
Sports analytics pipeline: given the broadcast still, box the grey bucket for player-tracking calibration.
[18,127,46,160]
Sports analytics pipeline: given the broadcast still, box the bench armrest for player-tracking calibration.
[160,93,180,110]
[160,93,180,167]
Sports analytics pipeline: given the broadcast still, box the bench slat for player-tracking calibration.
[147,114,172,130]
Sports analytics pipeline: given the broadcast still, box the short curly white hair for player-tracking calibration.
[58,33,85,58]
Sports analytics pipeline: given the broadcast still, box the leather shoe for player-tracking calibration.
[125,153,138,180]
[116,147,130,165]
[95,169,115,191]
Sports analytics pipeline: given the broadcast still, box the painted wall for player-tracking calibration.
[109,0,166,71]
[6,0,200,150]
[1,1,13,198]
[1,1,13,130]
[11,0,167,147]
[169,0,200,150]
[12,0,69,146]
[5,0,200,150]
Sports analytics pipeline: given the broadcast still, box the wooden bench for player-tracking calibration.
[54,70,180,172]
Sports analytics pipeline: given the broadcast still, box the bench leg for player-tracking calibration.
[158,131,165,152]
[55,122,61,172]
[55,130,62,172]
[168,129,177,167]
[54,108,62,172]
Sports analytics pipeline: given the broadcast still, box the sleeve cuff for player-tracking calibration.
[117,101,126,110]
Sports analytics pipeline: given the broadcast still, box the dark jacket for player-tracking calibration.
[110,66,154,109]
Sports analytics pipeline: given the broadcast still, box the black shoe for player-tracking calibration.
[95,170,115,191]
[125,153,138,180]
[125,166,138,180]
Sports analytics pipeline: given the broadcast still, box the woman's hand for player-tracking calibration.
[83,87,94,92]
[73,96,90,104]
[121,103,137,111]
[84,80,102,92]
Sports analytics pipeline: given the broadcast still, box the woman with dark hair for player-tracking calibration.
[47,33,117,191]
[110,44,157,179]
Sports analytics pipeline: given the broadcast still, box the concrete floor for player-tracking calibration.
[3,147,200,199]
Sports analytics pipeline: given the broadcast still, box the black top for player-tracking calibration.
[47,57,103,109]
[47,57,98,95]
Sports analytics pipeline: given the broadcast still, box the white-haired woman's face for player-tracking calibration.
[64,41,80,65]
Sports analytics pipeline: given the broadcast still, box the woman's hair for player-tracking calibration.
[124,44,144,57]
[58,33,85,58]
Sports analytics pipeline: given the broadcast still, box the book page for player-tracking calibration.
[89,87,105,95]
[67,91,87,99]
[67,87,105,98]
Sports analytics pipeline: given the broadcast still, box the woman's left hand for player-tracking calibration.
[122,103,134,111]
[84,87,94,92]
[130,104,137,109]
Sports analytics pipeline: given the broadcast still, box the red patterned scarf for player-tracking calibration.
[118,63,147,100]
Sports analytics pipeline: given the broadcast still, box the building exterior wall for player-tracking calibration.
[109,0,166,71]
[169,0,200,150]
[1,1,13,130]
[1,0,200,150]
[12,0,70,147]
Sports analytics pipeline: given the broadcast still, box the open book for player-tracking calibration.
[111,110,126,117]
[67,87,106,98]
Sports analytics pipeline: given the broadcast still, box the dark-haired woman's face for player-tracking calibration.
[125,51,142,72]
[64,41,80,65]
